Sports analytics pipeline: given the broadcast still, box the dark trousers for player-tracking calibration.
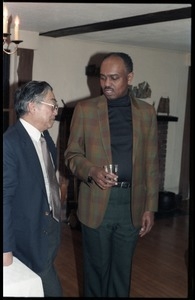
[82,187,140,297]
[37,215,63,297]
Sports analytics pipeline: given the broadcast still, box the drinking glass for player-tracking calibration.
[103,164,118,175]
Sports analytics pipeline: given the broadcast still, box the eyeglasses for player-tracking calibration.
[39,101,58,111]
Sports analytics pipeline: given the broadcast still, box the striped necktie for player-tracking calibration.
[40,135,61,222]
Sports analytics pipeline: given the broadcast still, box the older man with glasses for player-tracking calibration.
[3,80,63,297]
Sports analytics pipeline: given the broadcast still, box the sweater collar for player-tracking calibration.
[107,93,130,107]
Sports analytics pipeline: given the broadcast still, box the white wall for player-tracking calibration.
[15,30,190,194]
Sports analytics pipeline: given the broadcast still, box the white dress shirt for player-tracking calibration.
[19,118,52,209]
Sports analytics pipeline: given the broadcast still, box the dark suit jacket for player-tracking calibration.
[3,120,60,273]
[65,93,159,228]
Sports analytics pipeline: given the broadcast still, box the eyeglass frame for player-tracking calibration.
[39,101,59,111]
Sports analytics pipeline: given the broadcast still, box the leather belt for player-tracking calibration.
[113,182,131,188]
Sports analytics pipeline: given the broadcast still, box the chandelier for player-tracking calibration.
[3,5,23,55]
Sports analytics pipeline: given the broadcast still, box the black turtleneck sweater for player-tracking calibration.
[107,94,132,182]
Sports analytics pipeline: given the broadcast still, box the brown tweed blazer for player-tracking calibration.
[64,93,159,229]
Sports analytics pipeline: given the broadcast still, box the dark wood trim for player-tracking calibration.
[179,66,190,200]
[39,7,191,38]
[3,52,10,132]
[157,115,178,122]
[17,48,34,87]
[3,52,10,109]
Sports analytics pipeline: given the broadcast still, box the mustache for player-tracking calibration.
[103,87,113,91]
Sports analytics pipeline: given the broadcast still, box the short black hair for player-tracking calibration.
[102,52,133,73]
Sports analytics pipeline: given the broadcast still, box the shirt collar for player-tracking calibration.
[19,118,41,142]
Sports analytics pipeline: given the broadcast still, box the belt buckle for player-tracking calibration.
[121,182,127,188]
[121,182,130,188]
[114,182,130,188]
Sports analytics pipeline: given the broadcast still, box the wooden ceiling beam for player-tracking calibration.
[39,7,191,38]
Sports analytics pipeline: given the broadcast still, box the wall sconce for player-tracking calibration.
[3,5,23,55]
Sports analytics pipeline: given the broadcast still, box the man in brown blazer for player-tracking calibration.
[65,52,159,297]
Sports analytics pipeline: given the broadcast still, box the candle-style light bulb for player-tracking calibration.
[3,6,8,34]
[14,16,20,40]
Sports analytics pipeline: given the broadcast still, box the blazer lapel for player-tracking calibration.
[131,97,142,165]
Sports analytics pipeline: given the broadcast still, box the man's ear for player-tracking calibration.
[28,101,36,114]
[127,72,134,85]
